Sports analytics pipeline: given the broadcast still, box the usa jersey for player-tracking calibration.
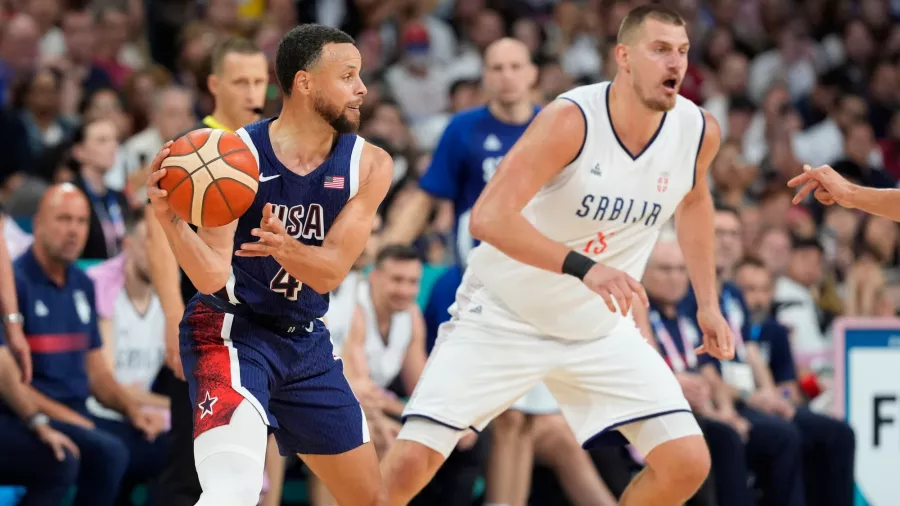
[418,105,538,263]
[218,118,363,323]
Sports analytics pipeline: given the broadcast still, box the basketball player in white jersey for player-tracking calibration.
[380,6,735,506]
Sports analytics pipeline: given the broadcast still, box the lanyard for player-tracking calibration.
[721,291,748,361]
[82,182,124,257]
[650,309,697,373]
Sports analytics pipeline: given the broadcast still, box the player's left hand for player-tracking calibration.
[694,308,735,360]
[787,164,855,207]
[236,204,288,258]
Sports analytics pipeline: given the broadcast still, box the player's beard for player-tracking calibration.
[633,72,676,112]
[313,92,359,133]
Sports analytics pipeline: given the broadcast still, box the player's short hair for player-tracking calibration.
[211,37,263,75]
[617,4,686,44]
[125,207,145,235]
[275,24,355,96]
[375,244,421,267]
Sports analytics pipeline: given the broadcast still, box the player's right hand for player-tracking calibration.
[583,263,649,316]
[146,141,175,220]
[787,164,855,207]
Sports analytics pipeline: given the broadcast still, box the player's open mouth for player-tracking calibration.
[663,79,677,91]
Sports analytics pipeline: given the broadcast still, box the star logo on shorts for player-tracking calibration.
[198,391,218,419]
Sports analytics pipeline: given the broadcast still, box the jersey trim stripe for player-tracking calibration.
[559,97,588,166]
[692,108,707,190]
[220,312,270,425]
[236,127,261,170]
[349,136,364,199]
[604,84,667,161]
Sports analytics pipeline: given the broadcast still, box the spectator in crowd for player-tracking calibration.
[70,118,128,259]
[86,207,169,505]
[642,232,754,506]
[14,183,165,506]
[735,258,856,506]
[0,324,80,506]
[341,244,428,458]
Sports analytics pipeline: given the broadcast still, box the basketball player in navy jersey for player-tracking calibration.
[145,25,392,506]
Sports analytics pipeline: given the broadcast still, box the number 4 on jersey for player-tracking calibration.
[270,268,302,301]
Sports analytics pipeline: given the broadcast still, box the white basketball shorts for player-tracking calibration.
[510,382,560,415]
[402,306,696,454]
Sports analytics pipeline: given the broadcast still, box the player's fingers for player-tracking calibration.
[147,168,167,185]
[791,180,819,204]
[614,279,633,315]
[814,187,835,205]
[786,170,814,187]
[150,146,172,172]
[606,284,629,316]
[595,288,618,313]
[146,187,168,200]
[694,343,708,355]
[624,275,650,308]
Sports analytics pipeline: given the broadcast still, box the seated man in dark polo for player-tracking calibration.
[640,232,756,506]
[735,257,856,506]
[0,323,81,506]
[12,183,165,506]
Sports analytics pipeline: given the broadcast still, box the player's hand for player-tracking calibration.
[582,264,649,316]
[146,141,175,220]
[5,324,32,383]
[236,204,288,258]
[35,424,80,461]
[787,164,856,207]
[694,308,735,360]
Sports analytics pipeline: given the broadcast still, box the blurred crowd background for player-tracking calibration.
[0,0,898,505]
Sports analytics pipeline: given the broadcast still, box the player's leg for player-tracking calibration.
[381,320,549,506]
[545,324,709,506]
[268,329,385,506]
[179,302,276,506]
[532,413,618,506]
[484,409,533,506]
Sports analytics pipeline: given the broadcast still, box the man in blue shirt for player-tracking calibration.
[6,184,165,506]
[735,258,855,506]
[0,314,82,506]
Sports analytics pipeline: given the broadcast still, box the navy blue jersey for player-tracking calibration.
[219,118,364,323]
[7,249,102,415]
[418,105,538,263]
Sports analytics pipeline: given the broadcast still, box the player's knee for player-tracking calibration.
[492,409,531,439]
[648,435,711,492]
[196,451,265,506]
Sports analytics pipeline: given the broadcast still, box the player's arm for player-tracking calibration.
[468,100,580,273]
[789,165,900,222]
[146,143,237,295]
[674,110,722,313]
[239,144,393,294]
[399,307,427,396]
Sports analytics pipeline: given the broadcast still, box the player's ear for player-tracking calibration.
[615,43,630,73]
[207,74,218,97]
[293,70,313,96]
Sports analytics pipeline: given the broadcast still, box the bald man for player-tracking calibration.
[4,184,166,506]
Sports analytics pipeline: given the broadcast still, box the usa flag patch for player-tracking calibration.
[324,176,345,189]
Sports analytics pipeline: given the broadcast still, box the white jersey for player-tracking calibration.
[358,281,414,388]
[326,270,363,354]
[87,290,165,421]
[466,82,706,341]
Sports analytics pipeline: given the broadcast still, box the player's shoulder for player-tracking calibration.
[357,137,394,190]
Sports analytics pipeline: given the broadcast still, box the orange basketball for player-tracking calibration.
[158,128,259,227]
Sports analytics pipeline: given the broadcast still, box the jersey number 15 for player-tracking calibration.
[270,268,302,301]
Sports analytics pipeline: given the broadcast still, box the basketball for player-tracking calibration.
[158,128,259,227]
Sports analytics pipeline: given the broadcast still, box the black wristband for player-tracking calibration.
[562,251,596,280]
